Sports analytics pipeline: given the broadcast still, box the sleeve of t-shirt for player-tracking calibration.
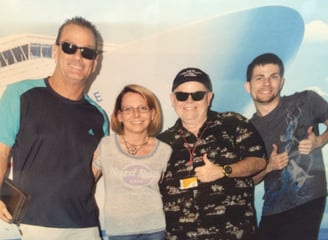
[0,84,21,147]
[306,90,328,124]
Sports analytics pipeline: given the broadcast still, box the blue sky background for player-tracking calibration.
[1,0,328,238]
[1,1,328,42]
[1,0,327,97]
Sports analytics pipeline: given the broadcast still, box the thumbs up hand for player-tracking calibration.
[266,144,289,173]
[195,154,224,182]
[298,126,317,155]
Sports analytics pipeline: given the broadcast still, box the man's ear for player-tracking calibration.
[280,78,285,91]
[170,92,175,105]
[53,43,59,63]
[207,91,214,106]
[244,82,251,93]
[92,56,98,73]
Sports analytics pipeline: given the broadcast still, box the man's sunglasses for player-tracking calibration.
[174,91,208,101]
[56,42,98,60]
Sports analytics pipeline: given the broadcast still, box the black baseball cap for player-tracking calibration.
[172,67,212,91]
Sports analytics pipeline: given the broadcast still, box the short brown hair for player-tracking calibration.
[246,53,284,82]
[55,16,99,50]
[111,84,163,136]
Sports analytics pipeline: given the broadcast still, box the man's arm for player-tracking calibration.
[0,142,10,185]
[225,156,267,178]
[298,120,328,155]
[252,144,289,184]
[252,119,328,185]
[0,142,13,222]
[195,154,266,183]
[92,165,102,182]
[91,149,102,181]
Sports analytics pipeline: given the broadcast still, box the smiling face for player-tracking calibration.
[245,63,284,112]
[171,81,213,129]
[118,92,154,135]
[53,23,98,85]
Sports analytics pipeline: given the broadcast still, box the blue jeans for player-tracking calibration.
[108,231,165,240]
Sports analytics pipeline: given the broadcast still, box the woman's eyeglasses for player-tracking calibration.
[56,42,98,60]
[120,105,151,114]
[174,91,208,101]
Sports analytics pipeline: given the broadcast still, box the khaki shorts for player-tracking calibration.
[20,224,102,240]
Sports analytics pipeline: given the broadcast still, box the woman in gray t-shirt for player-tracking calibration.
[93,84,172,240]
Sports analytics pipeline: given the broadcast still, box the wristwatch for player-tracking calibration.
[222,165,232,177]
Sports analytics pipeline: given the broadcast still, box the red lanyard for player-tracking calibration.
[180,123,210,166]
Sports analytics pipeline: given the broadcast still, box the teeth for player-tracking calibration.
[184,109,195,111]
[69,63,83,70]
[132,121,143,124]
[72,65,82,70]
[259,90,271,94]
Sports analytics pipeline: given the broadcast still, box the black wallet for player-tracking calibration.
[0,178,30,224]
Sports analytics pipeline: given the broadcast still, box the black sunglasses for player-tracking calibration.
[56,41,97,60]
[174,91,208,101]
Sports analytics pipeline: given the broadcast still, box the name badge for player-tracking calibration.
[180,177,198,189]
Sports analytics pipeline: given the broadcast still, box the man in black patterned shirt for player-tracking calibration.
[158,67,267,239]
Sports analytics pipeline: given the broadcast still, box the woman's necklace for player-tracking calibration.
[122,136,149,155]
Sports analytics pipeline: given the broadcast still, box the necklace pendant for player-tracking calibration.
[122,135,149,155]
[128,147,138,155]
